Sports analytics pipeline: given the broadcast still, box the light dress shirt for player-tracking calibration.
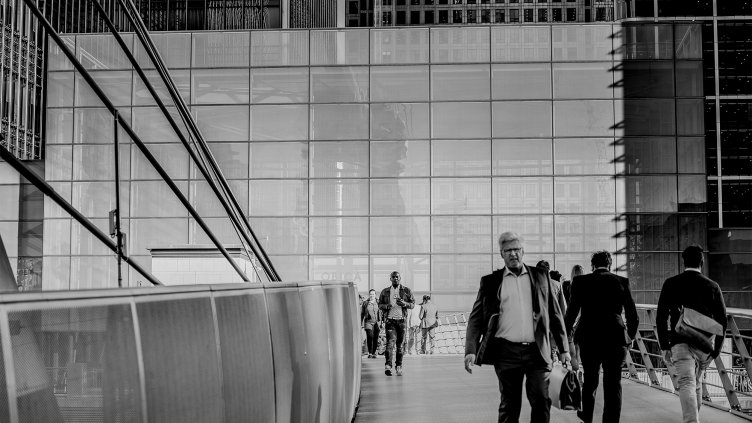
[495,265,536,343]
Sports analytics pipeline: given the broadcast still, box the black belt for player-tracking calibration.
[386,318,404,321]
[498,338,533,346]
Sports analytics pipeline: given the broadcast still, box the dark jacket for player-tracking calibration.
[464,265,569,366]
[656,270,727,357]
[378,285,415,320]
[361,300,381,329]
[564,269,638,347]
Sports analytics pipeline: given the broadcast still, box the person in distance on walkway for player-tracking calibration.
[657,245,727,423]
[564,251,638,423]
[378,271,415,376]
[405,296,423,355]
[361,289,381,359]
[465,232,570,423]
[420,295,439,354]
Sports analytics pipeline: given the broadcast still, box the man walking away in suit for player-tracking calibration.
[657,245,727,423]
[564,250,638,423]
[465,232,570,423]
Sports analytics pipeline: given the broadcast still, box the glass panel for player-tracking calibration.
[622,24,673,60]
[676,99,704,136]
[46,109,74,144]
[45,182,72,218]
[132,143,190,180]
[675,61,703,97]
[251,105,308,141]
[77,34,133,70]
[371,256,430,292]
[132,107,182,143]
[492,26,551,62]
[675,24,702,59]
[371,140,430,177]
[78,71,133,107]
[47,72,74,107]
[677,137,705,173]
[310,217,369,254]
[491,63,551,100]
[431,255,492,291]
[310,30,370,65]
[370,103,430,140]
[493,177,553,214]
[432,178,492,214]
[370,217,430,254]
[553,62,613,99]
[492,101,552,138]
[192,32,250,67]
[432,102,491,139]
[43,219,71,256]
[310,67,369,103]
[192,69,250,104]
[552,25,614,61]
[616,137,676,175]
[310,179,369,216]
[133,69,191,106]
[492,215,554,253]
[45,145,73,181]
[432,139,491,176]
[251,31,309,66]
[615,99,676,137]
[370,28,430,64]
[73,145,116,180]
[190,180,248,217]
[678,175,706,213]
[74,108,113,144]
[311,141,369,178]
[432,216,492,254]
[135,32,191,69]
[252,218,308,254]
[47,35,75,71]
[310,104,369,140]
[73,181,123,218]
[622,61,675,98]
[131,181,189,217]
[311,256,369,288]
[621,214,679,252]
[493,139,552,176]
[554,138,615,175]
[190,143,249,179]
[250,180,308,216]
[269,256,309,281]
[430,27,491,63]
[370,66,429,102]
[555,215,617,252]
[251,68,309,104]
[621,176,678,213]
[554,100,614,137]
[193,106,250,142]
[370,179,430,215]
[188,217,246,249]
[71,218,114,255]
[249,142,308,178]
[130,218,188,255]
[431,65,491,101]
[555,176,616,213]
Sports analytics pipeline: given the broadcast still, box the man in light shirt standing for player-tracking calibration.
[464,232,570,423]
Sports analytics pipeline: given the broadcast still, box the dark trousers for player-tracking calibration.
[385,319,406,367]
[493,339,551,423]
[365,325,379,355]
[579,343,628,423]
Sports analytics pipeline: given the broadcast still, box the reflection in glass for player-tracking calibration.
[674,24,703,59]
[430,27,490,63]
[311,104,369,140]
[371,103,430,140]
[493,139,552,176]
[249,142,308,178]
[310,30,370,65]
[492,101,552,138]
[47,72,74,107]
[43,219,71,256]
[432,216,491,253]
[249,180,308,216]
[555,215,616,252]
[371,256,430,292]
[554,138,615,175]
[553,62,613,99]
[432,140,491,176]
[73,145,122,180]
[77,34,133,70]
[190,180,248,217]
[371,217,430,254]
[310,256,369,289]
[47,35,75,71]
[622,61,674,98]
[492,26,551,62]
[310,67,369,103]
[71,218,113,255]
[431,65,491,101]
[193,106,250,142]
[133,143,189,180]
[250,105,308,141]
[67,257,118,288]
[552,25,614,61]
[269,255,309,281]
[370,66,429,102]
[46,109,74,144]
[134,69,191,106]
[678,137,705,173]
[192,143,249,179]
[554,100,614,137]
[555,176,616,213]
[493,177,553,214]
[310,217,369,254]
[192,69,250,104]
[310,179,369,216]
[492,64,551,100]
[371,28,430,64]
[78,71,133,107]
[130,218,188,256]
[678,175,706,212]
[251,31,309,66]
[371,140,430,177]
[675,61,704,97]
[431,255,492,291]
[45,145,73,181]
[192,32,249,67]
[493,215,554,253]
[371,179,430,215]
[74,108,114,143]
[676,99,704,136]
[622,24,673,60]
[432,178,492,215]
[433,102,490,139]
[621,176,678,213]
[132,107,182,143]
[616,99,676,137]
[73,182,121,217]
[189,217,246,247]
[311,141,369,178]
[131,181,188,217]
[616,137,675,175]
[251,68,309,103]
[136,32,191,69]
[252,218,309,254]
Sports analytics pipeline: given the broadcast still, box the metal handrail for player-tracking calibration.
[628,304,752,421]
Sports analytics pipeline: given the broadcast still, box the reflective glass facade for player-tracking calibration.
[42,24,711,311]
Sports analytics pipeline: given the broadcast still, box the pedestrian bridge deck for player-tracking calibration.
[355,355,747,423]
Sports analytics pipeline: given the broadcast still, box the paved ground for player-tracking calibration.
[355,355,747,423]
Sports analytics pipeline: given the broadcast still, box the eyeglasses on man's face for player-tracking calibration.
[502,248,523,255]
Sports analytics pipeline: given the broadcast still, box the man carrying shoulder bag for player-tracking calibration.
[657,245,727,423]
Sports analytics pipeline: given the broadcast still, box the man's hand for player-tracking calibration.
[559,352,572,366]
[662,350,672,364]
[396,297,405,306]
[464,354,475,374]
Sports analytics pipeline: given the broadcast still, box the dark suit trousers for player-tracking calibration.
[579,343,628,423]
[493,339,551,423]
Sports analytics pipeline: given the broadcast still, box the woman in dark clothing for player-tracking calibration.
[361,289,381,358]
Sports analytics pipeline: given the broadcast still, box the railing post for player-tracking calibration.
[639,309,662,387]
[625,347,639,379]
[712,354,742,411]
[728,316,752,383]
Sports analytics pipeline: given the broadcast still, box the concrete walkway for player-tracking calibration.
[355,355,748,423]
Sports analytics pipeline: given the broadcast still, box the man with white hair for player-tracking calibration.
[464,232,570,423]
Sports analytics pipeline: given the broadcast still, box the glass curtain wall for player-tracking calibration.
[44,24,705,311]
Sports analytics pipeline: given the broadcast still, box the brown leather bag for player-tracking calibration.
[674,307,723,353]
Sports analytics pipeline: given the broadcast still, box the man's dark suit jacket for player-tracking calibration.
[564,269,639,347]
[465,264,569,366]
